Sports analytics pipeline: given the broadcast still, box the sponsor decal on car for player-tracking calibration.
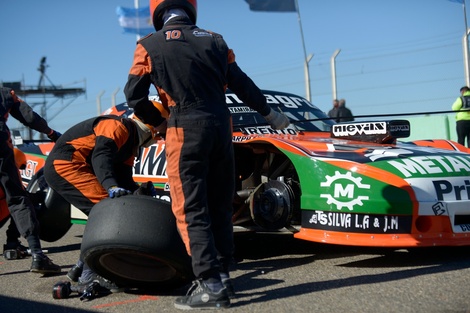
[319,171,370,211]
[133,143,167,178]
[241,125,298,136]
[232,135,255,142]
[332,122,387,137]
[20,160,40,182]
[403,176,470,214]
[229,106,256,114]
[386,155,470,178]
[226,92,314,109]
[302,210,412,233]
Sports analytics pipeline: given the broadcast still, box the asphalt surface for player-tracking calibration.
[1,223,470,313]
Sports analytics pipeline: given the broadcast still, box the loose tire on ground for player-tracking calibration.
[81,195,193,289]
[27,169,72,242]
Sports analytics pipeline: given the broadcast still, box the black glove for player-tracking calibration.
[47,130,62,142]
[133,181,157,197]
[108,186,132,198]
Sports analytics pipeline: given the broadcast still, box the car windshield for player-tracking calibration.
[108,90,334,133]
[226,90,334,132]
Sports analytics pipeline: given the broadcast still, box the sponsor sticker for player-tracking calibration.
[133,144,167,178]
[332,122,387,137]
[241,125,297,135]
[319,171,371,211]
[20,160,39,182]
[302,210,412,233]
[387,155,470,178]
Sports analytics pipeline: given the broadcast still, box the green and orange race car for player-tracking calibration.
[15,89,470,249]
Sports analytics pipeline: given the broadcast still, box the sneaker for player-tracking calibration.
[66,264,83,282]
[80,273,124,293]
[3,241,28,260]
[30,254,61,274]
[222,278,235,299]
[174,279,230,310]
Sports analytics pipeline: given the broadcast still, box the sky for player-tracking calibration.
[1,0,468,136]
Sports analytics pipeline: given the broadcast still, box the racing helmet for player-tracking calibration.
[132,114,165,148]
[131,100,168,146]
[150,0,197,31]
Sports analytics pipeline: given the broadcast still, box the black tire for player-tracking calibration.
[81,195,193,290]
[27,169,72,242]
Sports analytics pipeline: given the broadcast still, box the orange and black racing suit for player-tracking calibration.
[44,116,139,215]
[0,87,53,246]
[124,16,272,279]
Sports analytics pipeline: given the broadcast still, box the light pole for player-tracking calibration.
[111,87,120,107]
[464,28,470,86]
[457,0,470,85]
[96,90,105,116]
[295,0,313,102]
[303,53,313,102]
[331,49,341,100]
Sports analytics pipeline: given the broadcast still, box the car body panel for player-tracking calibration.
[16,90,470,247]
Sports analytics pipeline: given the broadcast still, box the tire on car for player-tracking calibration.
[27,169,72,242]
[80,195,193,289]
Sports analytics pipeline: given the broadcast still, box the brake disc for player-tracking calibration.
[249,180,294,230]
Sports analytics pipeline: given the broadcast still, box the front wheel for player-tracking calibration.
[81,195,193,289]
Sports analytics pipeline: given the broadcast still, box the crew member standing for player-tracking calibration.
[124,0,289,309]
[452,86,470,147]
[0,87,61,273]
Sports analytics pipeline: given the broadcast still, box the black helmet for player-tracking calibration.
[149,0,197,31]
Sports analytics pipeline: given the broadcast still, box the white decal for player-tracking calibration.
[433,179,470,201]
[332,122,387,137]
[320,171,370,211]
[20,160,39,181]
[242,126,297,135]
[229,106,256,114]
[232,136,254,142]
[308,211,400,232]
[388,155,470,177]
[364,148,414,161]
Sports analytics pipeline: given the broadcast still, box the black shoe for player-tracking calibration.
[66,264,83,282]
[30,254,61,274]
[174,279,230,310]
[3,241,28,260]
[222,278,235,299]
[79,273,124,293]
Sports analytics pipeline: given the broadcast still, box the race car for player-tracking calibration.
[16,89,470,248]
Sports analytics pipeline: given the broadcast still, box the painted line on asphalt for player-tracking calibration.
[92,295,159,308]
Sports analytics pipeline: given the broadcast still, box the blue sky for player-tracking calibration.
[1,0,468,135]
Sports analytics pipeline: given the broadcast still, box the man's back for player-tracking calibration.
[139,16,229,119]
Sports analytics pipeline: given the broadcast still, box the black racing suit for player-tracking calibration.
[124,16,271,280]
[0,87,53,252]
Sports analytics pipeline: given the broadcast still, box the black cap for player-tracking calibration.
[460,86,469,92]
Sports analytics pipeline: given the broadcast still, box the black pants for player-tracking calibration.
[0,130,41,253]
[5,217,21,243]
[456,120,470,147]
[166,119,235,279]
